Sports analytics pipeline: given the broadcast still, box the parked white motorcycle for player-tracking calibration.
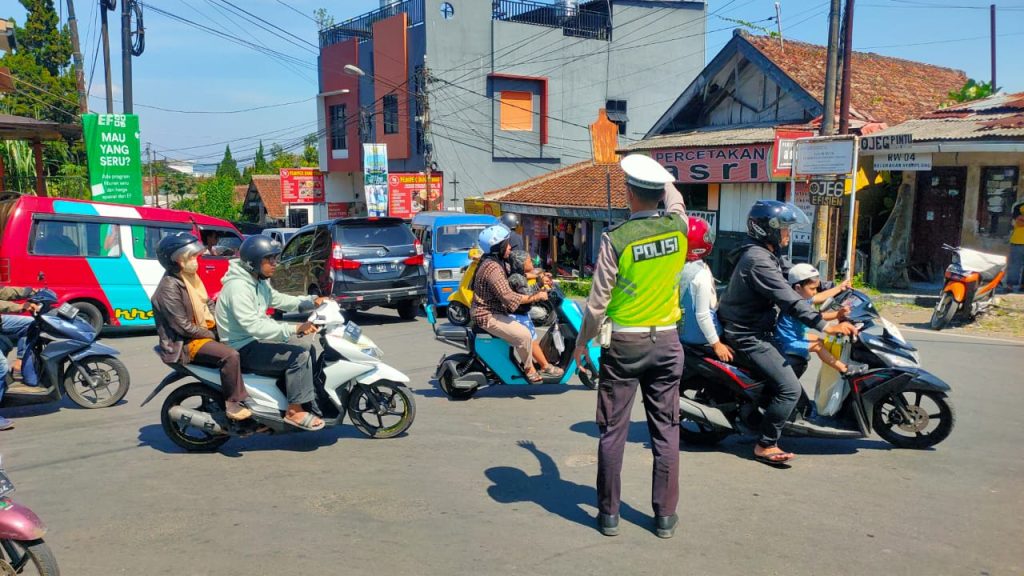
[142,301,416,452]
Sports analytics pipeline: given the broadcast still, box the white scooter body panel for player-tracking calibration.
[358,363,410,384]
[186,364,288,411]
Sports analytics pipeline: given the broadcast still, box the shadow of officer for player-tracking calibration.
[485,440,647,532]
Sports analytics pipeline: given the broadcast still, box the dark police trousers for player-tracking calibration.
[723,329,802,447]
[596,329,683,517]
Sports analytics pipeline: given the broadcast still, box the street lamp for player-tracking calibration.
[318,88,350,97]
[343,64,365,77]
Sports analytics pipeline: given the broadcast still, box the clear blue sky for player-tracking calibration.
[8,0,1024,165]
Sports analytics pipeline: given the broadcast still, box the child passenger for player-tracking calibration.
[776,264,853,375]
[507,250,562,378]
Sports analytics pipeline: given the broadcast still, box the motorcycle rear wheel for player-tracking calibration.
[929,293,957,330]
[160,383,231,452]
[438,353,478,399]
[63,356,130,409]
[874,390,955,449]
[678,389,731,446]
[347,382,416,439]
[1,538,60,575]
[446,302,470,326]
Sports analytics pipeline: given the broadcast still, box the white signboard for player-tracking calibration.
[860,134,913,152]
[795,138,857,175]
[874,152,932,171]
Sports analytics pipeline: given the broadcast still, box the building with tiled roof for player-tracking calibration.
[240,175,286,226]
[858,92,1024,287]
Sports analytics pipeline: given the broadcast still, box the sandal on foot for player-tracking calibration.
[540,365,565,378]
[226,404,253,421]
[524,370,543,384]
[285,412,325,431]
[754,449,794,467]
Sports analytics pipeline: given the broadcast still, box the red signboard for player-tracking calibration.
[327,202,351,219]
[652,145,771,183]
[772,129,815,179]
[280,168,325,204]
[387,172,444,219]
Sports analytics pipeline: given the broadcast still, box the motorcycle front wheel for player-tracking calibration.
[1,538,60,575]
[929,292,958,330]
[347,382,416,439]
[874,390,955,449]
[63,355,130,408]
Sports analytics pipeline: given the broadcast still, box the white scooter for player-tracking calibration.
[142,301,416,452]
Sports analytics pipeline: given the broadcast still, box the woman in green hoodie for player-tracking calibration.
[214,236,327,431]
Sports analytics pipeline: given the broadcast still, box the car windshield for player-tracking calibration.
[334,223,414,247]
[435,225,486,253]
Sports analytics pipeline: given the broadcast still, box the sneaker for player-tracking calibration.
[597,513,619,537]
[655,514,679,539]
[0,416,13,431]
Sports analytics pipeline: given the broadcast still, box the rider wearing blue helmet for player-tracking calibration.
[471,224,550,383]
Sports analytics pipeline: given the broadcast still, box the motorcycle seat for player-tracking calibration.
[434,322,473,343]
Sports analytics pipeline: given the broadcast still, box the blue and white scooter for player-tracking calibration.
[426,286,601,399]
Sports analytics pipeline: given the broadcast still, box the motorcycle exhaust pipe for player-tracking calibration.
[678,397,734,431]
[168,406,228,435]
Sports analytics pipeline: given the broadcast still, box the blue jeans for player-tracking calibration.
[1,315,36,388]
[1006,243,1024,289]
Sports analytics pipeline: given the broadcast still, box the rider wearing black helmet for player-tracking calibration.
[500,212,525,251]
[151,233,251,420]
[214,235,327,431]
[717,201,858,466]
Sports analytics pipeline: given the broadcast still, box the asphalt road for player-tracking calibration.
[1,312,1022,576]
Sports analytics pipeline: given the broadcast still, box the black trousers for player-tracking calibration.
[596,329,683,517]
[237,336,316,405]
[723,331,802,447]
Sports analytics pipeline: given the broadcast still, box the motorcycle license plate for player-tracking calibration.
[343,322,362,343]
[368,263,396,274]
[0,470,14,497]
[57,302,79,320]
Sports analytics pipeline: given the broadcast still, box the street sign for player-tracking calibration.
[874,152,932,171]
[795,137,857,175]
[82,113,144,205]
[860,134,913,152]
[772,129,814,178]
[808,179,846,207]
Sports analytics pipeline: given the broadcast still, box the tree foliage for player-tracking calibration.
[946,79,998,105]
[159,172,196,206]
[174,176,240,220]
[215,145,243,183]
[252,140,272,174]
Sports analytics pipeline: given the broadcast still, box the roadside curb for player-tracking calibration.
[878,292,939,307]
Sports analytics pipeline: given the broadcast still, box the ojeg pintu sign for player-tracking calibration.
[652,145,770,183]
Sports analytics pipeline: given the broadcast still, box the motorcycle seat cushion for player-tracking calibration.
[435,322,474,342]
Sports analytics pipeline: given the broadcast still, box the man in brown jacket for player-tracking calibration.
[0,286,40,430]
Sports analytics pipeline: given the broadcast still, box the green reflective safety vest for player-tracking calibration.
[605,213,688,327]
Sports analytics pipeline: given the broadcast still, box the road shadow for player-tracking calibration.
[485,440,649,533]
[418,378,584,401]
[568,419,892,460]
[0,394,129,417]
[136,421,373,457]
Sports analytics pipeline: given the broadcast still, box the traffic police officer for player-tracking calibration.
[573,154,688,539]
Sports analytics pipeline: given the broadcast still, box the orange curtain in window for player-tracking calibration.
[500,91,533,131]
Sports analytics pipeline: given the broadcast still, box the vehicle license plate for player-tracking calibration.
[0,471,14,497]
[343,322,363,343]
[368,263,395,274]
[57,303,79,320]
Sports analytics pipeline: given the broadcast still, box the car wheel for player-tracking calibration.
[397,300,419,320]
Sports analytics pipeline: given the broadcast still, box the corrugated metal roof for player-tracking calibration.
[866,92,1024,142]
[622,126,778,152]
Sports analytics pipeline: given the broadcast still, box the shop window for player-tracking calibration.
[606,99,628,135]
[329,104,347,151]
[977,166,1019,237]
[383,94,399,135]
[500,91,533,131]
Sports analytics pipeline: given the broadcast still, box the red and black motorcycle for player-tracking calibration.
[678,289,956,450]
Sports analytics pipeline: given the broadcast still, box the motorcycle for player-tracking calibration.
[930,244,1006,330]
[678,289,956,449]
[1,289,129,410]
[142,300,416,452]
[0,455,60,575]
[445,248,555,327]
[426,285,601,399]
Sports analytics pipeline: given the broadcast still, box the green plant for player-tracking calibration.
[558,278,592,299]
[944,79,998,106]
[174,176,240,220]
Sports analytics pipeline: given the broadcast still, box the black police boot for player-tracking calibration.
[597,513,619,537]
[655,514,678,539]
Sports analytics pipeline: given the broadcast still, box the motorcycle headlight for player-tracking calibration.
[361,347,383,361]
[874,349,919,368]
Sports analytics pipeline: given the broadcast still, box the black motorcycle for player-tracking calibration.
[1,289,129,410]
[678,289,955,449]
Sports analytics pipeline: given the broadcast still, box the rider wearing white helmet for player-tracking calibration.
[471,224,550,383]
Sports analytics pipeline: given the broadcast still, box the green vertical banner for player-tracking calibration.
[82,113,144,205]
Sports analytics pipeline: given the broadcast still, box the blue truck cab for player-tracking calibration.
[410,212,498,306]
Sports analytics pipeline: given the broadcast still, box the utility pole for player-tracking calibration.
[120,0,133,113]
[813,0,843,274]
[101,0,114,113]
[990,4,997,90]
[421,55,434,212]
[66,0,88,113]
[449,172,459,210]
[838,0,855,135]
[774,2,783,49]
[146,142,155,206]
